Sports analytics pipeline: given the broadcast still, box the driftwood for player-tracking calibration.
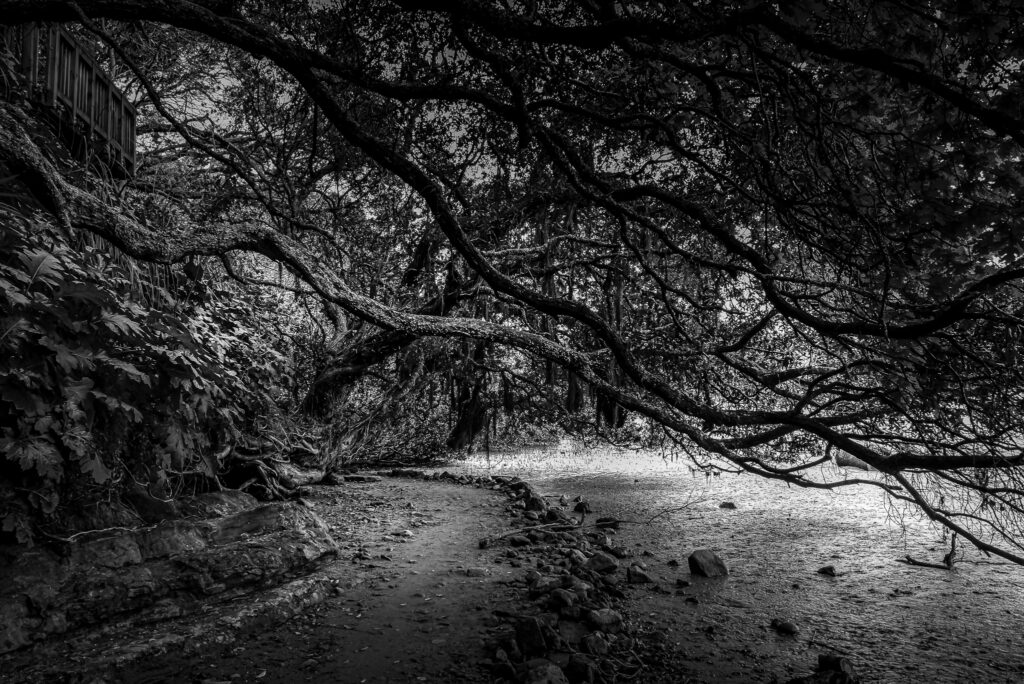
[897,533,958,570]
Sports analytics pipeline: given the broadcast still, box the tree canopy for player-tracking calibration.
[3,1,1024,563]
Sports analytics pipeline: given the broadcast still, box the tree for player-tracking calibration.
[3,1,1024,564]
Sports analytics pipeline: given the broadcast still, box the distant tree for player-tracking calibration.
[3,1,1024,563]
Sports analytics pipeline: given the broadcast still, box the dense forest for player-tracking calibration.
[2,1,1024,566]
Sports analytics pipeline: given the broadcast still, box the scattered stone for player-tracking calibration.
[566,653,600,683]
[688,549,728,577]
[771,618,800,636]
[584,552,619,575]
[719,502,737,510]
[585,608,623,634]
[784,654,860,683]
[580,632,610,656]
[557,620,588,645]
[549,589,576,610]
[626,565,654,584]
[603,545,632,560]
[342,475,381,483]
[516,617,550,657]
[521,658,569,684]
[817,565,837,577]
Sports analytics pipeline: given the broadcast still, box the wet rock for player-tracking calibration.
[585,608,623,634]
[817,565,837,577]
[531,576,562,596]
[545,508,570,523]
[342,474,381,483]
[584,552,619,575]
[521,658,569,684]
[784,654,860,684]
[558,620,588,645]
[549,589,576,610]
[719,502,737,510]
[516,617,550,657]
[566,653,600,683]
[581,632,610,655]
[771,618,800,636]
[688,549,728,577]
[626,565,654,584]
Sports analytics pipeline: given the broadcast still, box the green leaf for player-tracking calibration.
[2,437,63,481]
[97,310,144,337]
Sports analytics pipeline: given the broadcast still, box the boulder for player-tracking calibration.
[771,618,800,636]
[516,617,549,657]
[521,658,569,684]
[817,565,837,577]
[585,608,623,634]
[584,552,619,574]
[566,654,600,683]
[719,502,737,510]
[580,632,610,655]
[626,565,655,584]
[688,549,728,577]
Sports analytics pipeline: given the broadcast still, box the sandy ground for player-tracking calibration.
[3,474,848,684]
[118,477,523,684]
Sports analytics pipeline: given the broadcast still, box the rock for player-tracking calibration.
[516,617,550,657]
[466,567,488,577]
[531,576,562,596]
[568,550,588,566]
[784,654,860,684]
[817,565,837,577]
[603,545,632,559]
[688,549,728,577]
[521,658,569,684]
[525,494,548,512]
[585,608,623,634]
[626,565,654,584]
[509,535,532,547]
[272,462,325,489]
[557,620,588,645]
[342,474,381,483]
[549,588,576,610]
[594,517,619,529]
[524,511,541,521]
[584,552,619,574]
[719,502,737,510]
[545,508,569,523]
[675,579,690,588]
[566,653,599,683]
[819,654,857,677]
[580,632,609,655]
[771,618,800,636]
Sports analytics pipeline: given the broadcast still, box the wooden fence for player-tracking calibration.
[2,23,136,178]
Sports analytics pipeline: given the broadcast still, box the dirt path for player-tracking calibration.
[118,477,521,683]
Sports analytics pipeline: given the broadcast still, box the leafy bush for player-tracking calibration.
[0,206,282,542]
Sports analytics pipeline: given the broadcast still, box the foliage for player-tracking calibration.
[4,0,1024,563]
[0,206,287,542]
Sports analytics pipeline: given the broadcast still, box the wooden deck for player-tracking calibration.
[2,23,136,178]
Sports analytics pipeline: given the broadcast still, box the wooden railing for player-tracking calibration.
[1,23,136,178]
